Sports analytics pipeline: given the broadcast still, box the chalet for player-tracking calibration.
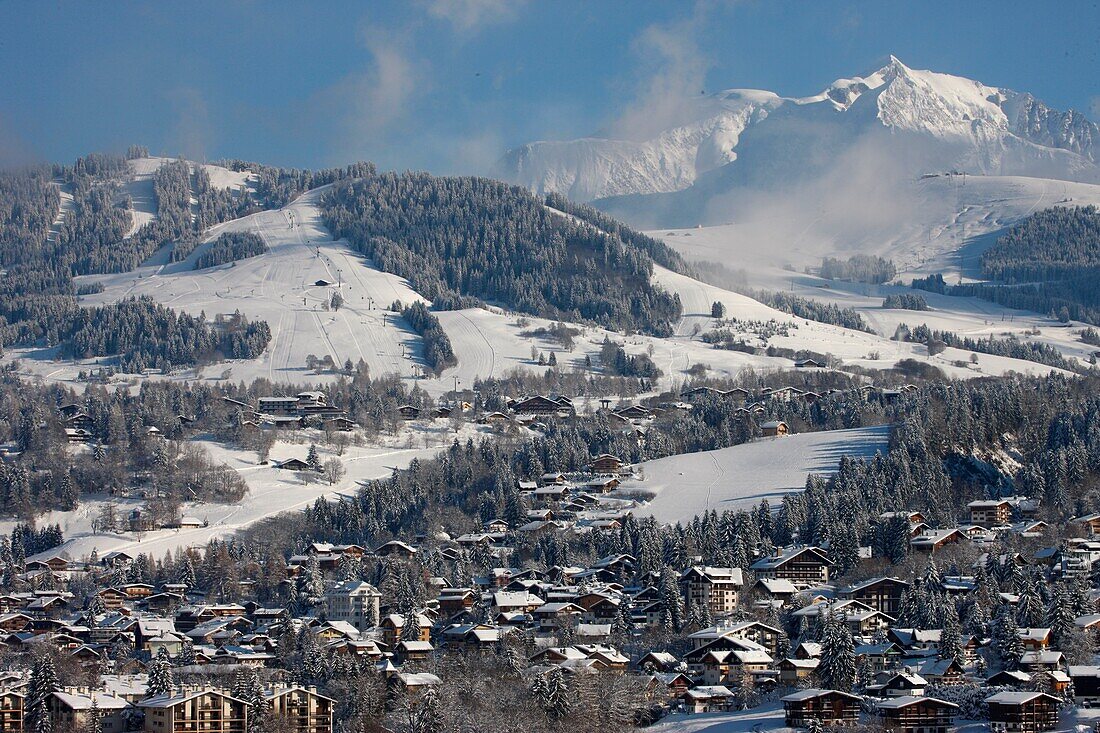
[612,405,651,420]
[760,420,789,437]
[680,386,724,401]
[854,642,904,673]
[140,688,248,733]
[511,395,573,417]
[794,358,825,368]
[1019,650,1064,671]
[750,546,832,585]
[842,577,909,616]
[968,499,1014,527]
[0,690,22,733]
[1076,513,1100,536]
[589,454,624,474]
[751,578,798,606]
[866,669,927,698]
[274,458,312,471]
[877,696,958,733]
[680,567,744,616]
[397,405,420,420]
[375,540,417,558]
[643,671,692,701]
[985,691,1060,733]
[987,670,1035,688]
[637,651,680,672]
[322,417,354,432]
[679,685,734,714]
[264,687,334,733]
[584,477,621,493]
[910,528,967,552]
[915,658,965,685]
[1070,666,1100,703]
[48,690,130,733]
[782,689,861,728]
[395,640,434,662]
[64,428,94,444]
[778,658,820,685]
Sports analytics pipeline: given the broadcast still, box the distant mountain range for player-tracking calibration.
[498,57,1100,230]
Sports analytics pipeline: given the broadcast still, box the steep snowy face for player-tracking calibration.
[1003,92,1099,161]
[499,57,1100,204]
[496,90,783,202]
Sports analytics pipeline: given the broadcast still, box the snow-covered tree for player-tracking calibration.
[147,648,175,697]
[817,612,856,691]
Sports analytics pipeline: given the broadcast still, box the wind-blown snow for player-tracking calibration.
[620,426,890,525]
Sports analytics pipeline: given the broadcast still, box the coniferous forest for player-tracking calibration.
[321,172,684,335]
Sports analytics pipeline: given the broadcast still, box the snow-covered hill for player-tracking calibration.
[501,57,1100,209]
[614,425,890,525]
[14,172,1067,395]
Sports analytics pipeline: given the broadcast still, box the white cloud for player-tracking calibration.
[424,0,527,31]
[165,87,213,161]
[607,2,715,142]
[312,30,429,165]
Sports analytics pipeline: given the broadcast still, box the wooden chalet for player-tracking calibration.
[264,687,334,733]
[842,576,909,615]
[760,420,789,437]
[510,395,573,416]
[750,546,832,584]
[0,690,22,733]
[985,691,1060,733]
[588,454,624,474]
[876,696,957,733]
[782,689,861,728]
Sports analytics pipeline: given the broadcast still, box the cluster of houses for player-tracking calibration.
[9,519,1100,733]
[0,678,333,733]
[58,404,169,445]
[224,392,354,433]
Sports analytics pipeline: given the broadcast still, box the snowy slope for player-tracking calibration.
[3,423,492,562]
[77,186,433,383]
[502,57,1100,207]
[616,426,890,525]
[31,176,1061,396]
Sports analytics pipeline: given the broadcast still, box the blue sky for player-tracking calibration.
[1,0,1097,173]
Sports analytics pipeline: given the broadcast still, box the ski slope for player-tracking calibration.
[77,187,432,384]
[617,426,890,525]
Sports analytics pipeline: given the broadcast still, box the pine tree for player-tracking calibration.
[994,606,1024,670]
[307,444,321,472]
[89,697,102,733]
[410,685,441,733]
[178,639,196,666]
[1047,584,1077,643]
[27,654,59,733]
[938,602,964,665]
[817,612,856,691]
[147,648,174,697]
[657,566,683,632]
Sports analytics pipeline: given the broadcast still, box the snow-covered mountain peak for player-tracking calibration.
[499,58,1100,206]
